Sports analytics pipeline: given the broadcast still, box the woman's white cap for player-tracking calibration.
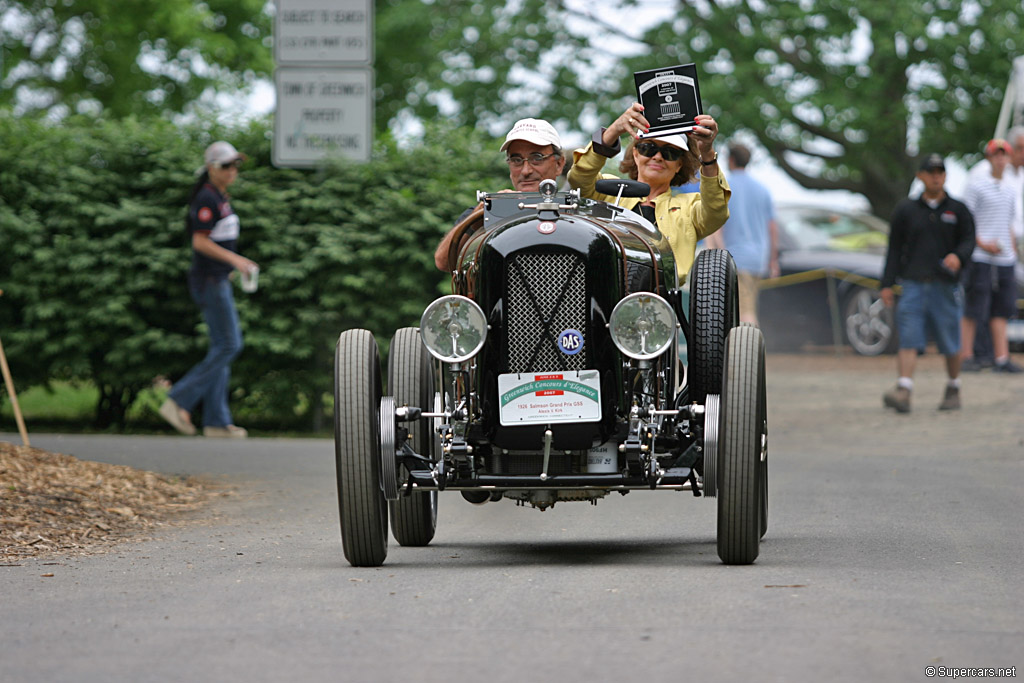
[648,133,688,151]
[204,141,248,165]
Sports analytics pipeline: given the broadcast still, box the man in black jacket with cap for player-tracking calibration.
[880,153,976,413]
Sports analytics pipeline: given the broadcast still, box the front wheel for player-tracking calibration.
[717,324,767,565]
[335,329,389,567]
[388,327,438,547]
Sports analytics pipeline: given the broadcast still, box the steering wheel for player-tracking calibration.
[595,178,651,199]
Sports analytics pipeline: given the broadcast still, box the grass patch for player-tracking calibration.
[2,380,332,437]
[1,382,97,421]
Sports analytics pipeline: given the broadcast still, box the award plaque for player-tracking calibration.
[634,63,703,138]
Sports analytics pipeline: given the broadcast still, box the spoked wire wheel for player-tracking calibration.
[844,287,897,356]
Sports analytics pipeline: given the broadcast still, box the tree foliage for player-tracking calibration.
[3,0,1022,219]
[612,0,1023,217]
[0,0,604,131]
[0,0,272,117]
[0,114,508,429]
[372,0,600,133]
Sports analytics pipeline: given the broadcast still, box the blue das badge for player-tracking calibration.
[558,329,584,355]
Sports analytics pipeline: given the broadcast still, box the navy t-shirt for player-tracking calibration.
[188,184,240,278]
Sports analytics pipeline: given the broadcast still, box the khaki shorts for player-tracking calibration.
[737,271,762,324]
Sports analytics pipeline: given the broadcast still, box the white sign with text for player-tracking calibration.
[497,371,602,426]
[275,0,373,65]
[273,67,372,166]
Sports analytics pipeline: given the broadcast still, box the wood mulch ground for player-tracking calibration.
[0,440,217,564]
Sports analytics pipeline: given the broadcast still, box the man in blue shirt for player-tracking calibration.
[704,144,778,324]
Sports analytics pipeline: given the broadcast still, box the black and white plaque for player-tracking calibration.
[634,63,703,138]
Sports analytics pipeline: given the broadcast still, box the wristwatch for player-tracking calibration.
[700,152,718,166]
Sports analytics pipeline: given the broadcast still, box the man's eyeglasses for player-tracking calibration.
[635,141,685,162]
[506,152,558,168]
[218,159,243,169]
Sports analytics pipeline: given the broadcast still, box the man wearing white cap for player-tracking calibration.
[568,102,730,278]
[434,118,565,271]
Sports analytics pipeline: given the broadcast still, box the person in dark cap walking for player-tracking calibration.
[880,153,975,413]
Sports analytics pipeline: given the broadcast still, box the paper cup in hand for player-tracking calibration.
[240,265,259,293]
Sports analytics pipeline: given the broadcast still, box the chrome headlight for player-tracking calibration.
[609,292,677,360]
[420,295,487,363]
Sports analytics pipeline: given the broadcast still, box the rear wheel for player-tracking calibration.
[335,329,388,567]
[388,327,438,546]
[717,324,767,565]
[689,249,739,405]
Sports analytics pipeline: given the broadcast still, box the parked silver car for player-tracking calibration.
[759,205,1024,354]
[758,205,895,355]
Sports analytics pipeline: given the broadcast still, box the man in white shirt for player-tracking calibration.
[965,128,1024,365]
[966,126,1024,245]
[962,139,1022,373]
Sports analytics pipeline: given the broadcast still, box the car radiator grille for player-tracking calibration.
[506,252,587,373]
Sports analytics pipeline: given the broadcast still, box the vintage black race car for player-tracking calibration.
[333,179,768,567]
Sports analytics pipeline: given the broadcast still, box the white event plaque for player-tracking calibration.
[498,370,602,426]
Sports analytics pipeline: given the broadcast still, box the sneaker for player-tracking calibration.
[992,359,1024,374]
[938,385,961,411]
[158,398,196,436]
[960,357,984,372]
[203,425,248,438]
[883,385,911,413]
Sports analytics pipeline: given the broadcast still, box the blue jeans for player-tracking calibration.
[169,275,243,427]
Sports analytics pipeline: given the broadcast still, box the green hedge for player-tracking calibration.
[0,113,508,430]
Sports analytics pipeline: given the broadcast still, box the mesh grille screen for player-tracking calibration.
[506,252,587,372]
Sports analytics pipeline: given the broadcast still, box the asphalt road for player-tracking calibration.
[2,353,1022,683]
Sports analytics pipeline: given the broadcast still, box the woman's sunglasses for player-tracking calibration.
[218,159,244,169]
[635,141,684,162]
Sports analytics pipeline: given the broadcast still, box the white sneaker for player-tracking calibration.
[203,425,248,439]
[158,398,196,436]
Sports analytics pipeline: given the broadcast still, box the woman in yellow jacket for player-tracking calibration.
[568,102,730,279]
